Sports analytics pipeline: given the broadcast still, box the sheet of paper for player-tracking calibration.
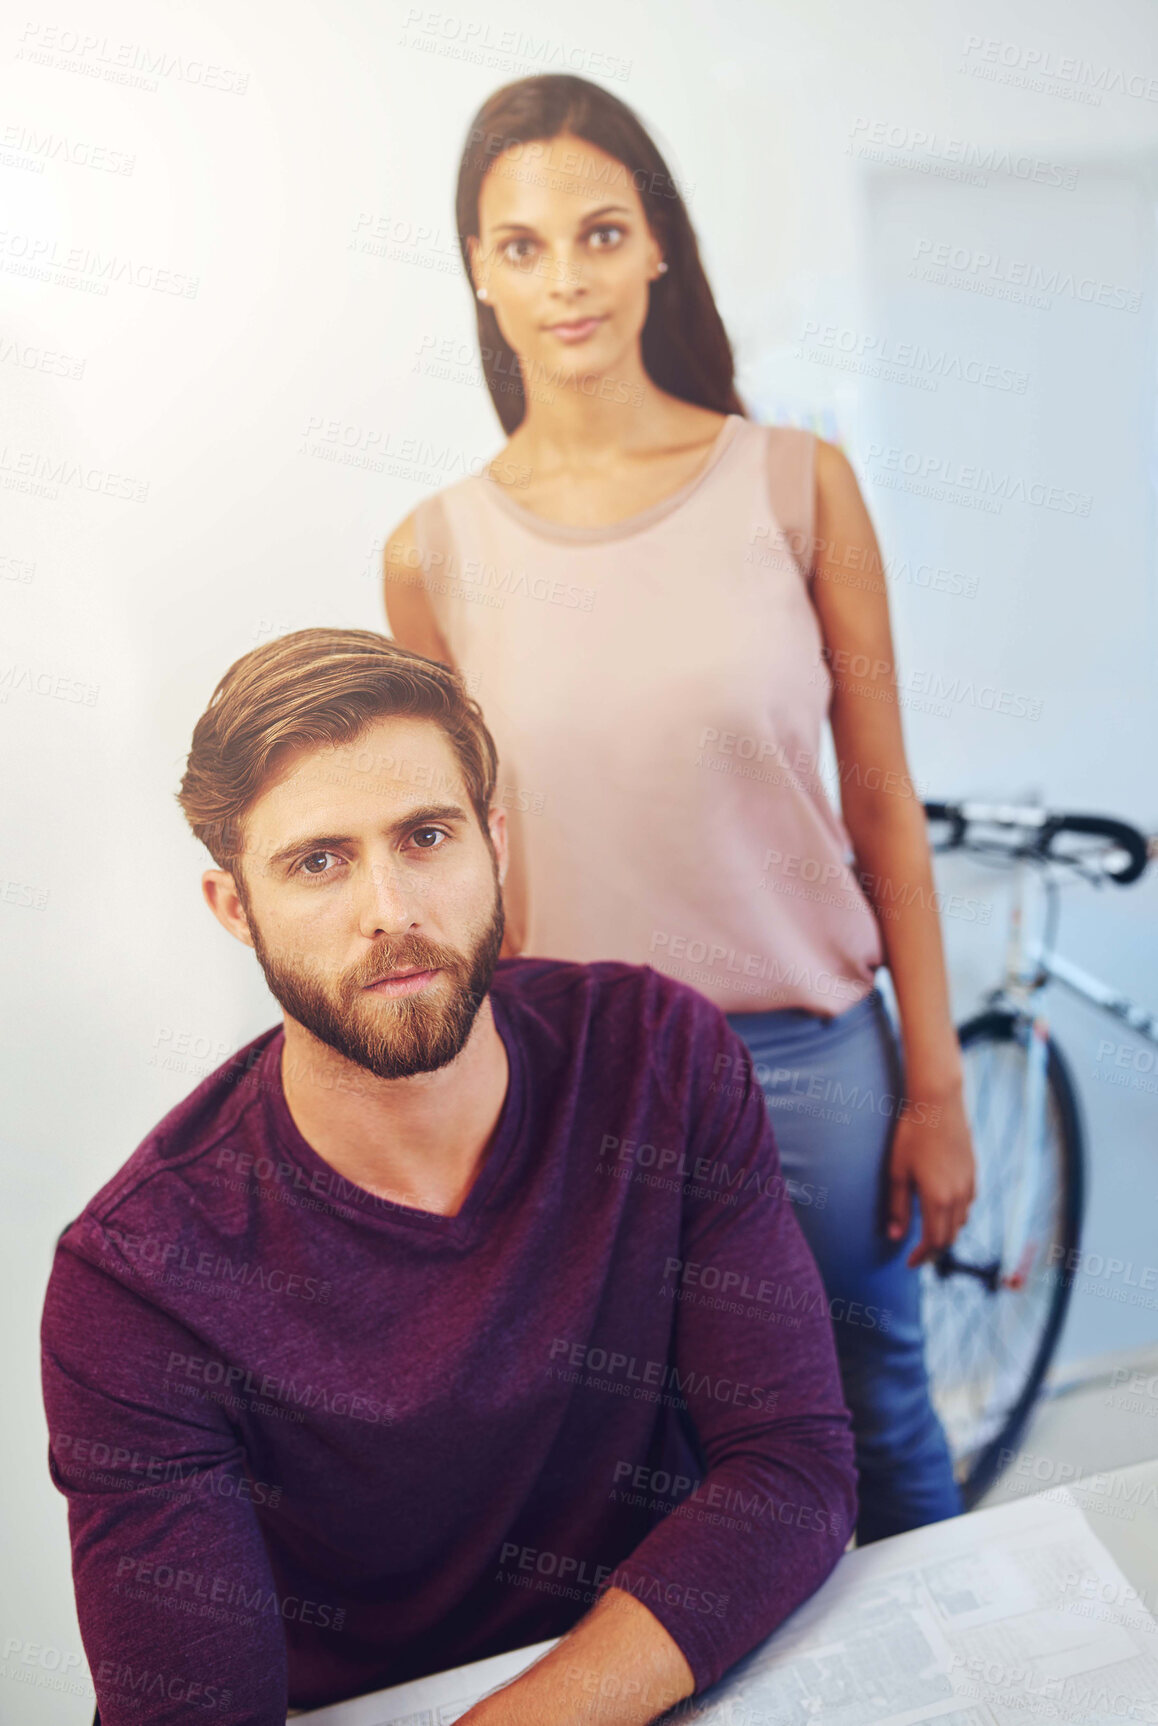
[687,1490,1158,1725]
[291,1489,1158,1725]
[290,1638,559,1725]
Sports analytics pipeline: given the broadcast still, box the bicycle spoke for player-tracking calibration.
[920,1023,1077,1484]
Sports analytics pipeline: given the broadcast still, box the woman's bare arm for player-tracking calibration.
[808,439,974,1262]
[382,510,454,663]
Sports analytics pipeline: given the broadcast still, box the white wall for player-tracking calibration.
[3,0,1157,1714]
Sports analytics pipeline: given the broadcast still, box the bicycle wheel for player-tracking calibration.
[919,1010,1085,1506]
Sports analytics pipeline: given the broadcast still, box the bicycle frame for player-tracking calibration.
[921,799,1153,1489]
[1025,949,1158,1046]
[975,849,1158,1283]
[984,856,1053,1288]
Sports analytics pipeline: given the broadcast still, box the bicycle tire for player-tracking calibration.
[920,1009,1085,1507]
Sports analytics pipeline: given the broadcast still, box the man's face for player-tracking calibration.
[204,715,507,1080]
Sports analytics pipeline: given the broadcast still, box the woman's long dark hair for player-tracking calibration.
[455,75,747,435]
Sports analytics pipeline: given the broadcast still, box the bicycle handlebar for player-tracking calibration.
[1038,813,1150,884]
[924,801,1151,885]
[924,801,967,849]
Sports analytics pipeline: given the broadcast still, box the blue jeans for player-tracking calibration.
[726,986,963,1543]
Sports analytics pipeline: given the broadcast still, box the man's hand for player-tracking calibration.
[457,1587,695,1725]
[886,1089,976,1268]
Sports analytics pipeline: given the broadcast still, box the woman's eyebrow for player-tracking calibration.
[490,204,634,238]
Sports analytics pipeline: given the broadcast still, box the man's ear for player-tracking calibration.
[202,870,256,950]
[486,805,509,886]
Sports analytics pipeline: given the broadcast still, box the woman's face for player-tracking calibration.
[470,132,663,391]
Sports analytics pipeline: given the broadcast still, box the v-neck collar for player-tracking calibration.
[259,990,526,1243]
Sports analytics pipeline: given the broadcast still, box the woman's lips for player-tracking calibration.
[544,316,607,344]
[364,968,441,998]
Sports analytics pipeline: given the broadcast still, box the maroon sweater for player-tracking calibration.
[41,958,856,1722]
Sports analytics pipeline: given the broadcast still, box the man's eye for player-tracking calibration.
[298,851,338,877]
[410,827,447,851]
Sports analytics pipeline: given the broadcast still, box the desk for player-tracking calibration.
[292,1459,1158,1724]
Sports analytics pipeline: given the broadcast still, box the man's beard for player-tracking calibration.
[244,886,505,1081]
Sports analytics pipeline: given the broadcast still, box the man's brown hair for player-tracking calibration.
[176,629,498,871]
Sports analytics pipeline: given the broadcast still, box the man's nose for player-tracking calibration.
[356,857,418,939]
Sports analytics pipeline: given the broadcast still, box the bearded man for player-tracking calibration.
[41,628,856,1726]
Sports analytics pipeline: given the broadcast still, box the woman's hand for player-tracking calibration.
[886,1089,976,1268]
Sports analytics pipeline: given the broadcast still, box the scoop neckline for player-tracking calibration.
[477,413,743,543]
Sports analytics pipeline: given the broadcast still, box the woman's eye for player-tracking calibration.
[502,237,537,266]
[588,225,624,250]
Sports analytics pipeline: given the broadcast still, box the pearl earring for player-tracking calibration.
[476,287,489,302]
[656,261,668,275]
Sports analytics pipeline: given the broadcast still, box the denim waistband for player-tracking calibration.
[724,984,884,1043]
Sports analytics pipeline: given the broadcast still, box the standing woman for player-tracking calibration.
[383,75,974,1542]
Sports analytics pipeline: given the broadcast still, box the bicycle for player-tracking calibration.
[916,799,1157,1507]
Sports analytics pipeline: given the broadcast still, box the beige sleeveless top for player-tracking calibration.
[406,414,883,1016]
